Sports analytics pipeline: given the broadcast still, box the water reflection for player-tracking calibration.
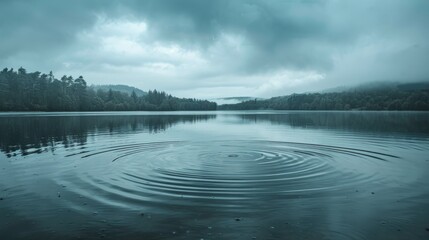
[2,112,429,157]
[239,111,429,136]
[0,114,215,157]
[0,111,428,240]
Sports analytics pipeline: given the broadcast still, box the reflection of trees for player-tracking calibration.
[0,115,215,157]
[240,112,429,136]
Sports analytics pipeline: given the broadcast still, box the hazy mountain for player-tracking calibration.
[90,84,146,96]
[323,81,429,93]
[397,82,429,91]
[211,97,264,105]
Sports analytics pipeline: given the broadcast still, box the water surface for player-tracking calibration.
[1,111,429,239]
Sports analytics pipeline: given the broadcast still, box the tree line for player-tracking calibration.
[219,89,429,111]
[0,67,217,111]
[1,67,428,112]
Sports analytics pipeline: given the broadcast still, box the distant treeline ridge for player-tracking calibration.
[219,88,429,111]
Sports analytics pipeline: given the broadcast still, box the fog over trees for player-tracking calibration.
[219,89,429,111]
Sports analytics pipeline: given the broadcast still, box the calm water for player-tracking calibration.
[1,111,429,240]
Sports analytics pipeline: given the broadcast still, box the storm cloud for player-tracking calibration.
[1,0,428,98]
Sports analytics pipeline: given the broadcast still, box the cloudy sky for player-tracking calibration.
[1,0,428,99]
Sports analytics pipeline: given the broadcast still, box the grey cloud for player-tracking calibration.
[1,0,428,97]
[123,0,339,71]
[113,0,429,74]
[0,0,102,58]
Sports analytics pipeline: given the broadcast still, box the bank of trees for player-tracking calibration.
[1,67,427,112]
[219,89,429,111]
[0,67,216,111]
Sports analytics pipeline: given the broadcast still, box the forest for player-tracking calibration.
[0,68,217,111]
[219,87,429,111]
[1,67,428,111]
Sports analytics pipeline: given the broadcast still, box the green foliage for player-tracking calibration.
[219,89,429,111]
[90,84,146,97]
[0,67,217,111]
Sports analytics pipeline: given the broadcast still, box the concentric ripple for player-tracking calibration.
[57,140,399,212]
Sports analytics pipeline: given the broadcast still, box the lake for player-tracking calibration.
[1,111,429,240]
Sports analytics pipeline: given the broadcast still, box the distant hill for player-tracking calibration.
[90,84,146,96]
[212,96,264,105]
[397,82,429,91]
[323,81,429,93]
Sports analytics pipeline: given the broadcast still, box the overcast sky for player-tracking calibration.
[1,0,428,99]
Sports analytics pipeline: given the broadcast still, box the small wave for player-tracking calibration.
[57,140,399,212]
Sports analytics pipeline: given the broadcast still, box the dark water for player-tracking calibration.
[1,111,429,240]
